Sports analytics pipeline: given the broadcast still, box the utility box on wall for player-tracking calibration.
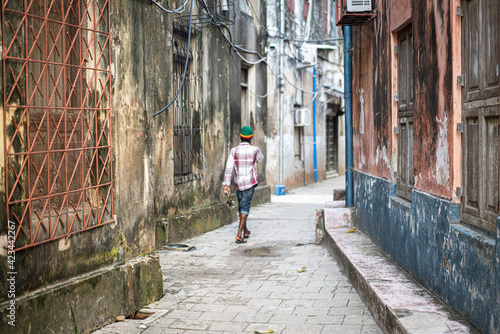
[294,108,310,126]
[335,0,376,26]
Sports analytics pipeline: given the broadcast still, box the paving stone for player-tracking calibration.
[206,321,247,331]
[281,324,325,334]
[198,311,238,321]
[94,176,382,334]
[306,315,345,325]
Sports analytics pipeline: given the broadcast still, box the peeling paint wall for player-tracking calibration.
[351,1,499,331]
[0,0,268,305]
[353,0,456,198]
[411,0,454,198]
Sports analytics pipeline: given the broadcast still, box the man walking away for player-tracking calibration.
[222,126,264,244]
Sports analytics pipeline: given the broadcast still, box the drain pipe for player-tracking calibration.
[344,25,354,207]
[313,66,318,182]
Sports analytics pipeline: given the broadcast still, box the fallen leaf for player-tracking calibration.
[297,267,307,273]
[346,228,356,233]
[115,315,125,322]
[254,330,274,333]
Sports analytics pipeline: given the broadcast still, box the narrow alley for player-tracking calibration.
[94,176,382,334]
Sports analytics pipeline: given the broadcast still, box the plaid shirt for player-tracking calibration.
[223,142,264,191]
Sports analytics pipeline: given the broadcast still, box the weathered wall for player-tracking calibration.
[352,0,392,180]
[353,0,455,198]
[412,1,454,198]
[1,0,270,330]
[354,171,499,333]
[351,0,499,332]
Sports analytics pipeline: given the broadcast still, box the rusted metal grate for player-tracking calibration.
[2,0,113,251]
[172,22,203,185]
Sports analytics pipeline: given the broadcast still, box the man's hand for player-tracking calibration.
[224,185,231,196]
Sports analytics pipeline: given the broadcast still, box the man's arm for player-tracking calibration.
[222,149,235,193]
[256,148,264,163]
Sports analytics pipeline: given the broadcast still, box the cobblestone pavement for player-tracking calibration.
[95,176,382,334]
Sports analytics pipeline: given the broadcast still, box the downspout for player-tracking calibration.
[343,25,353,207]
[313,66,318,182]
[279,0,285,186]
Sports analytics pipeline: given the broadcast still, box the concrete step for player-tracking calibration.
[325,200,346,208]
[317,207,478,334]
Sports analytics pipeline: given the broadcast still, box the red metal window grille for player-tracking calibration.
[2,0,113,251]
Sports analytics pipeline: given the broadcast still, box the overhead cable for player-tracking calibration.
[150,0,190,14]
[153,0,195,116]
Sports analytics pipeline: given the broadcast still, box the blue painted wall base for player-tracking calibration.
[354,170,499,333]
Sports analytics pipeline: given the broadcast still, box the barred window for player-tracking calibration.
[2,0,113,250]
[172,23,203,184]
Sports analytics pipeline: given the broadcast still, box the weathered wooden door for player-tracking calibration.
[397,25,414,201]
[461,0,500,233]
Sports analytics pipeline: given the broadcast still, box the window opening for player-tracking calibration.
[173,22,203,184]
[2,0,113,250]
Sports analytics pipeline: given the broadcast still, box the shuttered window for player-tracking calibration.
[397,25,414,201]
[172,23,203,184]
[461,0,500,233]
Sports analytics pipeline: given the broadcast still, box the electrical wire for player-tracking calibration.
[149,0,340,112]
[150,0,190,14]
[153,0,195,116]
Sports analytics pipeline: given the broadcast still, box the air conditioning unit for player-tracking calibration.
[346,0,372,12]
[336,0,376,25]
[294,109,310,126]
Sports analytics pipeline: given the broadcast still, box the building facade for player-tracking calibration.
[0,0,343,332]
[349,0,500,332]
[266,0,346,191]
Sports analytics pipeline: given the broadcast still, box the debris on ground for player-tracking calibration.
[115,315,125,322]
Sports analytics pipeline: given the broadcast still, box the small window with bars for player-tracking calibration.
[172,23,204,184]
[2,0,113,250]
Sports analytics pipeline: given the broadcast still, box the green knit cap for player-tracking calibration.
[240,126,253,139]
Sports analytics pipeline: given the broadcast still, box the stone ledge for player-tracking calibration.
[317,208,478,334]
[0,255,163,334]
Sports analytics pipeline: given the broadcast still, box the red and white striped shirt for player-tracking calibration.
[223,142,264,191]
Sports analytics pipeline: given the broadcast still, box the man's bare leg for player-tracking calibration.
[236,213,248,242]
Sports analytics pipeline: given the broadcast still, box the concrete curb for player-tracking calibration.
[317,206,479,334]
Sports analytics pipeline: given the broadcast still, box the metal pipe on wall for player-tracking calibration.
[278,0,285,186]
[313,66,318,182]
[343,25,353,207]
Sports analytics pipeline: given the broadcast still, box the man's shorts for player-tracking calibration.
[236,186,256,216]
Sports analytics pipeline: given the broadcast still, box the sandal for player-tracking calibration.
[235,236,247,244]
